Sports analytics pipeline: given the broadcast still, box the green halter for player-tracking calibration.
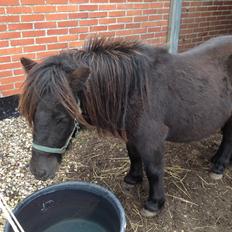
[32,121,80,154]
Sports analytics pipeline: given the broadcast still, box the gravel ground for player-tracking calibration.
[0,117,91,231]
[0,117,232,232]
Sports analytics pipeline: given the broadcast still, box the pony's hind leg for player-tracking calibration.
[124,142,143,185]
[211,117,232,179]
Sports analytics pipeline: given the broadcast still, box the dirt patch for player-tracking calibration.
[0,117,231,232]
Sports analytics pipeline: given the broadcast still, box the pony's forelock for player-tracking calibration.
[19,63,86,127]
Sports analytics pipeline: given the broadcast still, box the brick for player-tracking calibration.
[0,84,14,91]
[115,28,146,36]
[88,12,107,18]
[134,16,149,22]
[80,5,98,11]
[23,45,46,52]
[142,21,167,28]
[141,33,155,39]
[0,77,15,85]
[148,27,162,33]
[143,9,157,15]
[36,50,58,59]
[47,29,68,35]
[100,5,115,10]
[79,19,98,26]
[8,23,33,30]
[2,89,21,96]
[0,70,13,78]
[46,14,68,20]
[34,22,56,29]
[21,15,45,22]
[0,41,9,47]
[109,11,125,17]
[14,81,24,89]
[7,7,32,14]
[11,38,34,46]
[156,8,169,14]
[79,33,93,40]
[99,18,116,24]
[22,30,45,37]
[58,35,78,42]
[21,0,45,4]
[56,5,78,12]
[47,0,68,3]
[97,31,116,37]
[69,0,87,2]
[0,56,10,63]
[69,13,88,19]
[69,27,89,34]
[47,43,68,50]
[11,53,36,61]
[68,41,84,48]
[36,37,57,44]
[0,47,22,55]
[116,4,133,9]
[0,7,5,14]
[0,32,20,40]
[0,0,19,5]
[127,10,143,16]
[108,24,124,30]
[117,17,133,23]
[125,23,141,29]
[0,62,21,70]
[0,16,20,22]
[58,20,78,27]
[90,25,107,32]
[90,0,108,2]
[33,6,56,13]
[154,31,167,37]
[109,0,124,2]
[149,15,163,21]
[13,69,24,75]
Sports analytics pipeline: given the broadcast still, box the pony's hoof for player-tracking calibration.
[210,172,223,180]
[124,173,143,185]
[122,182,135,190]
[140,208,158,217]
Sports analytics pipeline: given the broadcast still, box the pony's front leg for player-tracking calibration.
[124,142,143,185]
[130,121,168,217]
[140,145,165,217]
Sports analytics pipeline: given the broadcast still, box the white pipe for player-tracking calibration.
[0,194,25,232]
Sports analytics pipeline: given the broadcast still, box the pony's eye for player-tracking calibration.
[55,117,66,124]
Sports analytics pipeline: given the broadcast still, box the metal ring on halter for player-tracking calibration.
[32,120,80,154]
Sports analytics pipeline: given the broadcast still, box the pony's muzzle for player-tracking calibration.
[29,153,58,181]
[29,165,56,181]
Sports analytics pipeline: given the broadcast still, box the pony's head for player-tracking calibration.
[19,57,90,180]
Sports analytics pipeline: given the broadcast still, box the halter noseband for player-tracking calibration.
[32,120,80,154]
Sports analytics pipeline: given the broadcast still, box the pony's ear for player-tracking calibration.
[69,67,90,90]
[20,57,37,73]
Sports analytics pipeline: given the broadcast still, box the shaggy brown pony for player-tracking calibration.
[19,36,232,217]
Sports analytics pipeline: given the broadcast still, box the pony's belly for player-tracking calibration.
[166,109,231,143]
[167,127,220,143]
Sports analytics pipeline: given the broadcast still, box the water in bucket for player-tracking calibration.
[43,218,107,232]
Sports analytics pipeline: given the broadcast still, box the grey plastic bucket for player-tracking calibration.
[4,181,126,232]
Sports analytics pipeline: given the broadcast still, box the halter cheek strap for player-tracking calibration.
[32,121,80,154]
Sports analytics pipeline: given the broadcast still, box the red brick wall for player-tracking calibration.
[0,0,170,97]
[179,0,232,52]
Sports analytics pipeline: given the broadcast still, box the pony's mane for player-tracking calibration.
[19,37,167,138]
